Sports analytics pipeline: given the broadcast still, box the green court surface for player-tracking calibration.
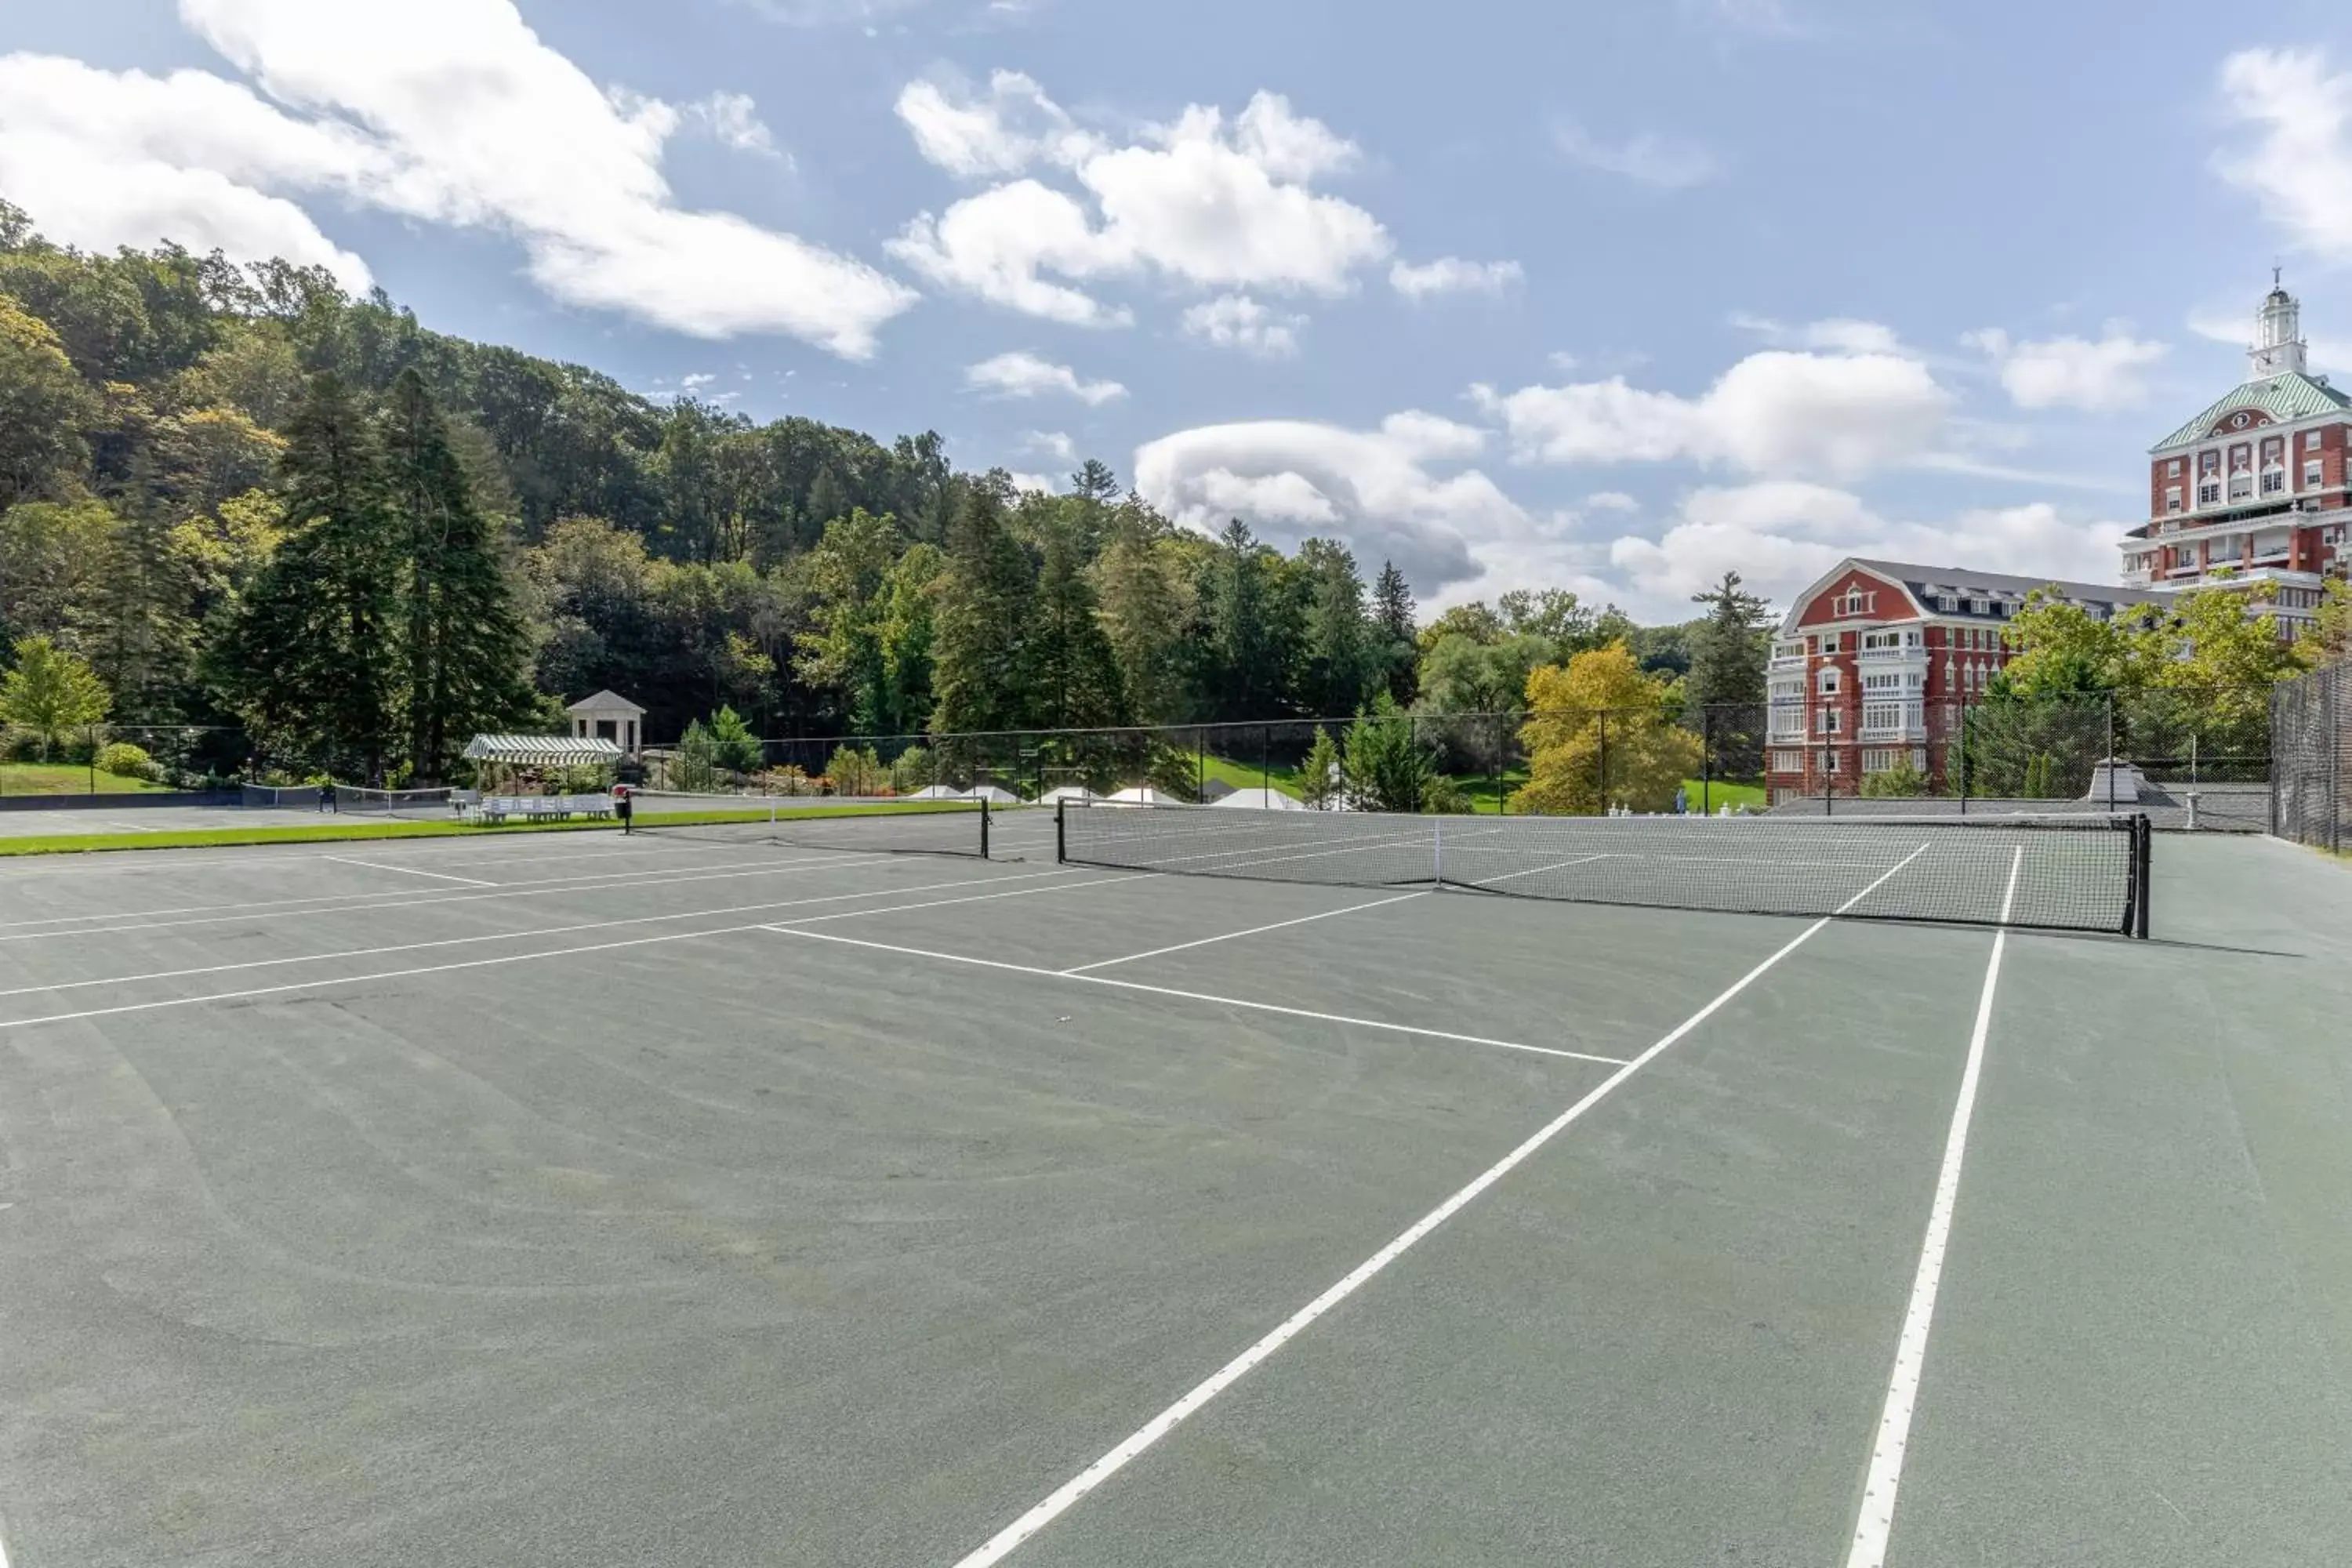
[0,815,2343,1566]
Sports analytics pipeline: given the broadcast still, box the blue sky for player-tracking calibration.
[5,0,2351,619]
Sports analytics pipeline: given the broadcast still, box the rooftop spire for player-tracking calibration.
[2252,273,2307,379]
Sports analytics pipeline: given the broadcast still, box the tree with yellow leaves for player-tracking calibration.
[1512,641,1700,815]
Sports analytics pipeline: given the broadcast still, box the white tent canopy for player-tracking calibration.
[1209,786,1305,811]
[903,783,963,799]
[463,734,624,767]
[960,785,1019,804]
[1038,785,1098,804]
[1105,786,1185,805]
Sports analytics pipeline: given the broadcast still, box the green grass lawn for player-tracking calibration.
[0,761,176,796]
[1200,752,1769,815]
[1200,752,1305,795]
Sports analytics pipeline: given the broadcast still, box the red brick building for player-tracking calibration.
[1762,560,2170,804]
[2118,277,2348,632]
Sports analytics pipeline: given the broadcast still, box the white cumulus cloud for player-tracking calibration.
[965,350,1126,404]
[1963,325,2169,412]
[1389,256,1524,299]
[889,75,1389,325]
[1180,292,1305,358]
[2214,47,2352,261]
[0,0,913,354]
[1133,412,1514,593]
[1730,313,1904,355]
[1471,349,1950,479]
[1605,482,2125,617]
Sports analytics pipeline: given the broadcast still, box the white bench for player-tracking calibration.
[463,793,615,825]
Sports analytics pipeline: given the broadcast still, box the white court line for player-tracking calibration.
[942,840,1936,1568]
[1058,891,1428,975]
[0,867,1090,1001]
[0,849,920,943]
[1842,845,2022,1568]
[0,873,1142,1034]
[324,855,497,887]
[767,927,1627,1068]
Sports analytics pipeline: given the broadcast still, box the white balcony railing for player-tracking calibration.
[1860,704,1925,741]
[1769,655,1806,673]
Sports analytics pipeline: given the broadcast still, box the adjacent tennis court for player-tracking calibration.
[0,805,2343,1566]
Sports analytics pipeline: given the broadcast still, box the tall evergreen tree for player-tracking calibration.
[382,368,534,780]
[1203,518,1276,721]
[1298,538,1371,717]
[1071,459,1120,503]
[209,372,399,779]
[96,450,194,723]
[928,485,1036,734]
[1093,514,1190,726]
[1372,559,1417,705]
[1685,569,1773,781]
[1032,523,1125,730]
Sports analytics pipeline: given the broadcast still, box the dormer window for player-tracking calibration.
[1833,588,1875,616]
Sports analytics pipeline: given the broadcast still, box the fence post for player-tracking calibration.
[1491,712,1504,815]
[1596,711,1608,815]
[1700,706,1713,816]
[1958,705,1969,815]
[2334,667,2344,855]
[2104,695,2116,812]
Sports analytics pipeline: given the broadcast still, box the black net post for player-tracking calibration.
[1055,797,1067,861]
[981,799,992,858]
[2134,815,2152,939]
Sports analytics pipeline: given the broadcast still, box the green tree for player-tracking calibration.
[706,704,761,773]
[671,718,719,791]
[1684,570,1773,780]
[825,742,885,797]
[2298,578,2352,668]
[0,293,98,510]
[888,744,936,794]
[1298,725,1341,809]
[794,507,902,731]
[1372,559,1417,703]
[876,542,941,734]
[0,633,111,757]
[1201,518,1283,720]
[382,368,535,780]
[207,372,401,779]
[1859,757,1928,798]
[1298,537,1371,717]
[1093,513,1192,724]
[1032,522,1125,729]
[1342,691,1433,812]
[1513,644,1701,815]
[930,485,1037,734]
[96,455,196,723]
[0,499,118,649]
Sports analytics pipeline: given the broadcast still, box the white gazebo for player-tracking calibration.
[566,690,645,755]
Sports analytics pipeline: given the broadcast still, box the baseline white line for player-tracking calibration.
[0,867,1091,1001]
[1057,891,1428,975]
[1841,844,2022,1568]
[942,843,1938,1568]
[0,873,1142,1033]
[325,855,498,887]
[766,927,1626,1067]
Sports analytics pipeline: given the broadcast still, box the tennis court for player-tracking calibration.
[0,804,2345,1566]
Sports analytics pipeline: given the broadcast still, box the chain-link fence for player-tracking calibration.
[2271,663,2350,852]
[684,688,2278,830]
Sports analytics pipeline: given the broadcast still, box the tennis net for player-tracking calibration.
[335,785,456,818]
[241,782,321,808]
[625,792,989,858]
[1057,802,2151,936]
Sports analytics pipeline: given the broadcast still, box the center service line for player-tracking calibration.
[1841,844,2024,1568]
[942,842,1933,1568]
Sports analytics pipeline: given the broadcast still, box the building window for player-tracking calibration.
[1934,595,1957,612]
[1769,750,1802,773]
[2307,430,2326,449]
[1819,667,1840,693]
[1817,710,1841,734]
[2263,470,2285,495]
[2230,474,2254,501]
[2169,458,2185,476]
[2165,487,2183,513]
[2200,449,2220,475]
[2198,481,2222,505]
[1965,597,1988,615]
[1863,671,1902,692]
[2175,546,2197,568]
[1833,589,1875,616]
[2306,461,2323,489]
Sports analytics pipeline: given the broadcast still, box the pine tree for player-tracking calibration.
[1685,569,1772,781]
[209,372,399,781]
[929,485,1037,735]
[1032,523,1125,730]
[1373,559,1417,704]
[96,450,194,724]
[1299,538,1370,717]
[1204,519,1273,721]
[1298,725,1341,809]
[382,368,533,781]
[1071,459,1120,503]
[1093,515,1189,725]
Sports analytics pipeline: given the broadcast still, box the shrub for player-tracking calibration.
[826,743,884,797]
[1859,758,1928,798]
[889,746,936,794]
[1421,773,1472,815]
[96,742,161,780]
